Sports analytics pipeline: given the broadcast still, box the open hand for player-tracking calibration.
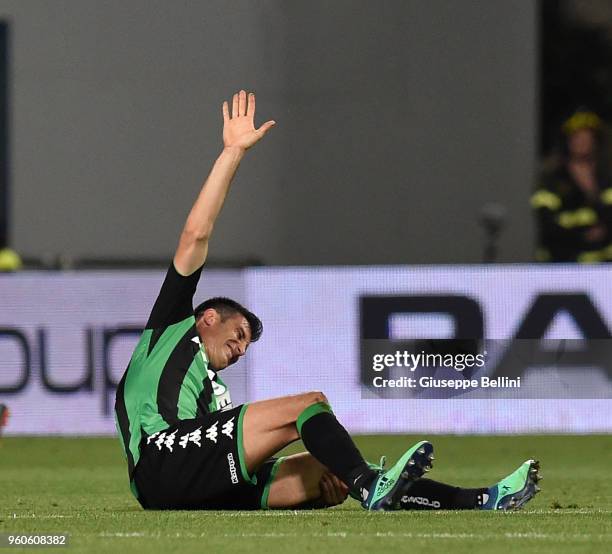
[222,90,275,150]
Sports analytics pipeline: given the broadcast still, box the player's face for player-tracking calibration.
[198,310,251,370]
[568,128,596,160]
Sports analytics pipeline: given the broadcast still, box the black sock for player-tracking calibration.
[297,402,377,499]
[399,478,489,510]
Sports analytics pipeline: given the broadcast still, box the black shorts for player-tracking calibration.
[133,404,284,510]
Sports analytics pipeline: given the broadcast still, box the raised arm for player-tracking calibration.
[173,90,275,276]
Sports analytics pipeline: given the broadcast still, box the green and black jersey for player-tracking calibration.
[114,262,232,486]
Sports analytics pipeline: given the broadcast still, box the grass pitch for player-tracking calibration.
[1,435,611,553]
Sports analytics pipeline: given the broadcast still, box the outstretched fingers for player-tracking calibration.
[247,92,255,118]
[228,90,253,119]
[238,90,247,116]
[256,119,276,136]
[232,93,239,119]
[222,101,230,123]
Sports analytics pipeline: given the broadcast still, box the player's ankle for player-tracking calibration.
[347,465,378,501]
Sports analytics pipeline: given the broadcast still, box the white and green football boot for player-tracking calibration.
[481,459,542,511]
[361,441,434,511]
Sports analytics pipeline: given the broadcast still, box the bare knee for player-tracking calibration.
[274,391,331,434]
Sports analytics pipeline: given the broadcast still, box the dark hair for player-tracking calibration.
[193,297,263,342]
[558,108,606,162]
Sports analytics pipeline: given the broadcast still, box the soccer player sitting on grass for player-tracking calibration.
[115,91,542,511]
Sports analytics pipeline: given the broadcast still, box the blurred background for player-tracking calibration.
[1,0,612,437]
[0,0,539,267]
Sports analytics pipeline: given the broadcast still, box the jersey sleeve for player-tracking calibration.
[145,262,204,329]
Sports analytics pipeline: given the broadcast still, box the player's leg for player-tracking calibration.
[399,460,542,511]
[263,452,348,509]
[241,391,435,510]
[241,392,324,466]
[399,478,489,510]
[243,391,385,501]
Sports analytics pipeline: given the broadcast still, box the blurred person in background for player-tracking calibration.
[0,403,8,437]
[532,109,612,262]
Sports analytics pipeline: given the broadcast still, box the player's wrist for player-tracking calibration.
[222,145,246,160]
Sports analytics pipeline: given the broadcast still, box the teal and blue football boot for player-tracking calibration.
[481,459,542,510]
[361,440,434,511]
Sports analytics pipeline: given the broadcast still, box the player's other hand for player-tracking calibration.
[222,90,275,151]
[319,472,349,507]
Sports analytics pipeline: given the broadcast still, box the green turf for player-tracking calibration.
[1,435,611,553]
